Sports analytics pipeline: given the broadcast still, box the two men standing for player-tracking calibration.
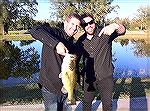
[29,13,126,111]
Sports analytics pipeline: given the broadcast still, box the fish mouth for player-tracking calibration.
[68,54,77,59]
[70,56,75,58]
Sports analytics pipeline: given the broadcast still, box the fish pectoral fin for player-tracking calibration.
[59,73,62,78]
[61,86,67,94]
[67,98,76,105]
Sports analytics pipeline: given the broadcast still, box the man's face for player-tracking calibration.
[64,17,80,37]
[83,17,95,35]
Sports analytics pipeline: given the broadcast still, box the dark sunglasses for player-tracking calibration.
[82,20,94,27]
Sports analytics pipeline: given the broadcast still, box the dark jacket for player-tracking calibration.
[29,24,80,95]
[78,27,120,82]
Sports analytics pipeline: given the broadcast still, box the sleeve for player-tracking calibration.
[109,24,126,41]
[29,25,60,49]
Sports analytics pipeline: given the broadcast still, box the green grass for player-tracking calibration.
[0,83,43,105]
[0,34,34,41]
[0,30,149,41]
[94,77,150,100]
[112,77,150,99]
[8,30,27,35]
[0,30,34,41]
[0,78,150,106]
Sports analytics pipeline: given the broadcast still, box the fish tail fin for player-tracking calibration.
[67,97,76,105]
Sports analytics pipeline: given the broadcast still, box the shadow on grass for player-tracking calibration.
[0,83,43,105]
[130,77,148,111]
[1,77,150,111]
[112,77,149,111]
[112,78,126,110]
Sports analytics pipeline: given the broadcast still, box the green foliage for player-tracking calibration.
[0,40,40,80]
[50,0,117,25]
[0,3,3,35]
[1,0,38,31]
[136,6,150,30]
[12,47,40,78]
[117,6,150,31]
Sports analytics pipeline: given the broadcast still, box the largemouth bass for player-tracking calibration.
[59,53,77,105]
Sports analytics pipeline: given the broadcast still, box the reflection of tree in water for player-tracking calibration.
[20,40,36,46]
[131,39,150,57]
[115,39,150,57]
[0,40,40,80]
[120,39,129,46]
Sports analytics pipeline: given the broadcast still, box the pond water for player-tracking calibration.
[112,40,150,78]
[0,39,150,87]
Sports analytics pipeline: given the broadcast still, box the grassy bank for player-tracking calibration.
[0,83,43,105]
[113,77,150,99]
[0,30,34,41]
[117,30,150,42]
[1,77,150,106]
[0,30,149,41]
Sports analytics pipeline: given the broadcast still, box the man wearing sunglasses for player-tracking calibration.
[79,13,126,111]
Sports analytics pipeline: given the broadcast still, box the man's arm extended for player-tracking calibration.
[29,25,68,56]
[98,23,126,37]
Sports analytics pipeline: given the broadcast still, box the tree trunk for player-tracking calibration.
[0,18,3,35]
[0,25,3,36]
[4,23,9,34]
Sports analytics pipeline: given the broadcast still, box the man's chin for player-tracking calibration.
[87,32,94,35]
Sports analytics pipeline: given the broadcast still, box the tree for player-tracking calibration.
[136,6,150,30]
[0,2,3,35]
[49,0,118,26]
[131,40,150,57]
[1,0,38,32]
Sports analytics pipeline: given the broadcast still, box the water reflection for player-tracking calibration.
[0,39,150,86]
[113,39,150,78]
[0,40,40,80]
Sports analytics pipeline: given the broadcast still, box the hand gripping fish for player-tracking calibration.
[59,53,77,105]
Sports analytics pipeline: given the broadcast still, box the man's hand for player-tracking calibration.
[98,23,120,37]
[56,42,68,56]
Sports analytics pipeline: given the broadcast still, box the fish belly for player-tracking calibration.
[61,54,77,105]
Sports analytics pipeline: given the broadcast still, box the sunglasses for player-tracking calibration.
[82,20,94,27]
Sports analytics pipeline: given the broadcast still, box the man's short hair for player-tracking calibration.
[65,13,82,23]
[80,13,94,20]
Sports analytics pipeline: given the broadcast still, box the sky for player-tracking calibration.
[33,0,150,21]
[107,0,150,19]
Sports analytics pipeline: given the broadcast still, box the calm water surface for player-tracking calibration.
[1,39,150,86]
[112,41,150,78]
